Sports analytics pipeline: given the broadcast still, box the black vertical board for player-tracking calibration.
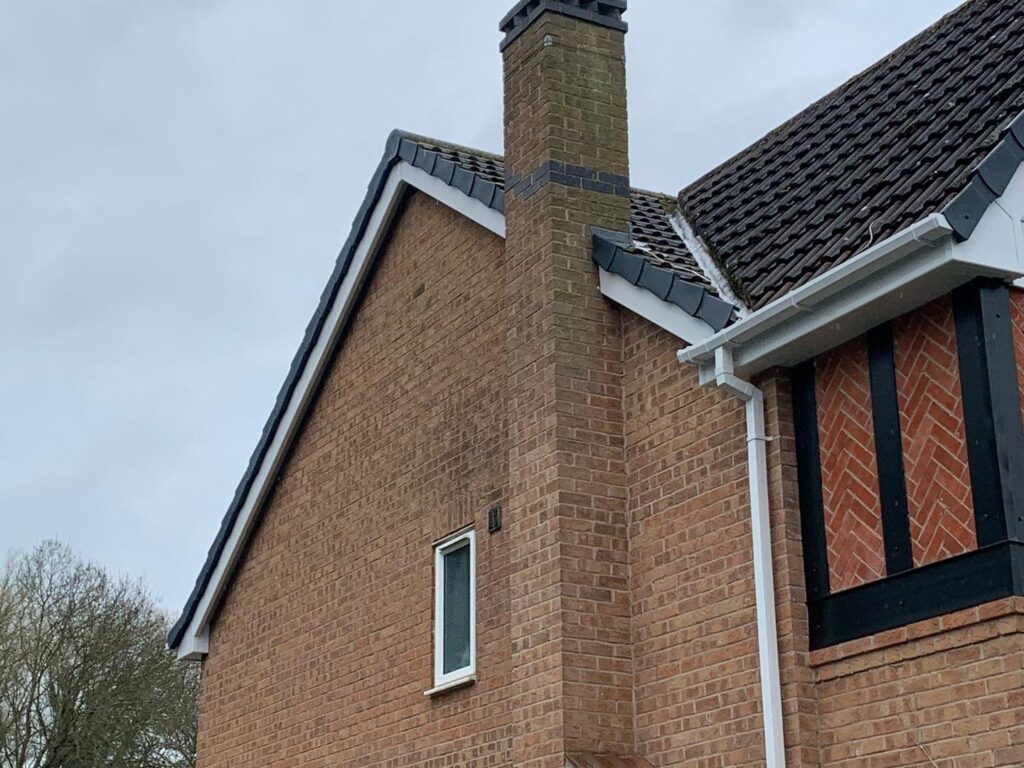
[791,361,831,603]
[979,282,1024,542]
[866,324,914,574]
[953,281,1024,545]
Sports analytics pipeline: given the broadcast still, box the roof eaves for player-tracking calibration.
[593,228,736,332]
[943,110,1024,240]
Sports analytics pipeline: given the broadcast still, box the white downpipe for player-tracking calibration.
[710,347,786,768]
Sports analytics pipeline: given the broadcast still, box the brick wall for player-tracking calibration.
[621,325,820,768]
[811,598,1024,767]
[815,338,886,591]
[197,193,513,768]
[1012,288,1024,417]
[893,297,976,566]
[623,316,767,766]
[197,228,1024,767]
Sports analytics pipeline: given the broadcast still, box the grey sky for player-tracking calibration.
[1,0,963,614]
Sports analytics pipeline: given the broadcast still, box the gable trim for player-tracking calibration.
[943,112,1024,240]
[593,228,735,333]
[598,268,716,343]
[169,158,502,657]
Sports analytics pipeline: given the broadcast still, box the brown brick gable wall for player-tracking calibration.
[196,193,513,768]
[893,296,977,567]
[814,338,886,591]
[194,199,1024,767]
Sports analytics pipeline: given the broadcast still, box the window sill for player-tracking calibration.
[424,674,475,697]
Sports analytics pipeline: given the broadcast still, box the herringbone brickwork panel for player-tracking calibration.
[816,338,886,592]
[894,297,976,567]
[1013,289,1024,420]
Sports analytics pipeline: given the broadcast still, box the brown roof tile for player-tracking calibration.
[678,0,1024,310]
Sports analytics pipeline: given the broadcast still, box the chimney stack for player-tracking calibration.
[500,2,635,765]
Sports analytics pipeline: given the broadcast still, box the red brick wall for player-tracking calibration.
[197,193,513,768]
[1012,288,1024,418]
[815,338,886,591]
[893,296,976,566]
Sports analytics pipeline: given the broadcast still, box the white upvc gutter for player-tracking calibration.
[678,214,955,377]
[701,347,786,768]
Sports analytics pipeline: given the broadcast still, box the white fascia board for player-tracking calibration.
[399,164,505,238]
[599,268,717,344]
[959,159,1024,282]
[175,629,208,662]
[175,162,503,660]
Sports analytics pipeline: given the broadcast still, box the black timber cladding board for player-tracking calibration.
[953,279,1024,546]
[792,360,831,603]
[809,542,1024,649]
[793,283,1024,650]
[866,324,913,575]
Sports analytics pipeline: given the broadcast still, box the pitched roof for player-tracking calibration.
[395,134,735,327]
[168,130,722,650]
[678,0,1024,311]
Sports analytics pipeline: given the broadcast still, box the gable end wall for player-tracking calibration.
[197,192,512,768]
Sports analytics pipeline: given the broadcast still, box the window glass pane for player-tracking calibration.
[442,544,471,674]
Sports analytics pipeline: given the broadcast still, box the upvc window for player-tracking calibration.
[431,529,476,691]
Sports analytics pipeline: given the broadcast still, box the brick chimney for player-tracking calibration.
[500,1,635,764]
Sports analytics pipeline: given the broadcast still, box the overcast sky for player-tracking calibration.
[1,0,964,614]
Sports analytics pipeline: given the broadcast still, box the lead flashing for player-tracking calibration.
[593,228,735,332]
[500,0,627,51]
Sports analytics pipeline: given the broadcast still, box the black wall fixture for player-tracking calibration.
[488,505,502,535]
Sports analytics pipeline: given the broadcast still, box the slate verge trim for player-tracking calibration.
[942,110,1024,241]
[500,0,627,51]
[167,130,506,649]
[593,228,735,332]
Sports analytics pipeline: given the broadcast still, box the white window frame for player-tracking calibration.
[430,528,476,693]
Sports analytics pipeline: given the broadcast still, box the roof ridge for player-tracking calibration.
[394,129,505,162]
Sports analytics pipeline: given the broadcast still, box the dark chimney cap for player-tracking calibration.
[500,0,627,51]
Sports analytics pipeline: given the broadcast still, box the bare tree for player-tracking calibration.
[0,542,198,768]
